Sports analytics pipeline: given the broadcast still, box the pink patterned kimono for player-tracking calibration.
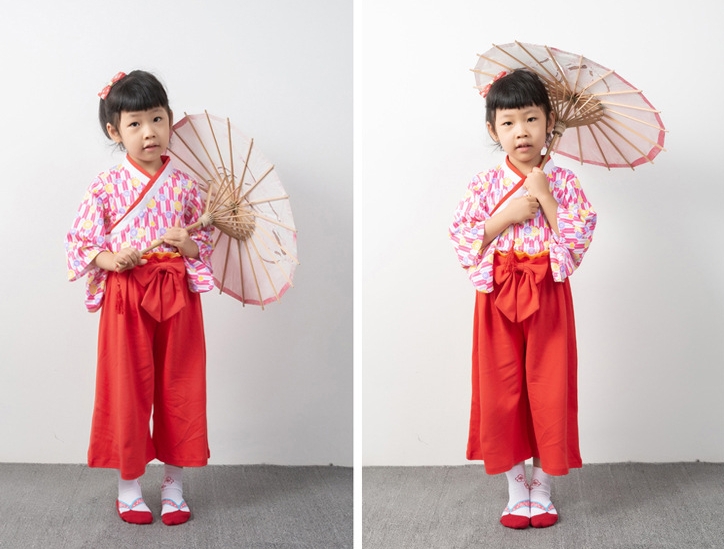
[450,157,596,292]
[65,155,214,310]
[65,154,215,479]
[449,156,597,475]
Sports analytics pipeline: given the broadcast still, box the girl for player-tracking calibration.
[449,69,597,529]
[65,70,214,526]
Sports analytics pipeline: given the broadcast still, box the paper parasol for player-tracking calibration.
[161,111,298,308]
[473,41,666,169]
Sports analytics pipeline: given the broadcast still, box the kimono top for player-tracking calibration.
[66,155,214,312]
[449,157,597,292]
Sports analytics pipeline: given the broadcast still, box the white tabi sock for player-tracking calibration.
[529,466,558,528]
[161,464,190,525]
[500,462,530,529]
[117,473,152,523]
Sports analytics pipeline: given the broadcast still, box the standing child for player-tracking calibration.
[449,69,597,529]
[65,70,214,525]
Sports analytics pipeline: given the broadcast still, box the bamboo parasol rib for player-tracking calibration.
[472,41,667,170]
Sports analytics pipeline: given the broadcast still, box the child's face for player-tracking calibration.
[107,107,173,175]
[487,105,554,173]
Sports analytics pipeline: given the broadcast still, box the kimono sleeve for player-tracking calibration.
[549,170,597,280]
[65,179,109,282]
[182,179,215,293]
[448,173,496,291]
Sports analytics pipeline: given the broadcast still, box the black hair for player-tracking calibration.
[485,69,552,130]
[98,70,171,139]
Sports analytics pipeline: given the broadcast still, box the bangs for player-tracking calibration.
[485,70,551,126]
[111,78,168,113]
[487,83,540,112]
[487,77,549,111]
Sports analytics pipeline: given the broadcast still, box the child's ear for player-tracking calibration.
[486,121,498,142]
[106,123,123,144]
[547,112,556,134]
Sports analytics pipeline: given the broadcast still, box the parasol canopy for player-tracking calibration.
[164,112,298,308]
[473,41,666,169]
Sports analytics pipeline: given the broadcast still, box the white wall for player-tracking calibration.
[361,0,724,465]
[0,0,352,466]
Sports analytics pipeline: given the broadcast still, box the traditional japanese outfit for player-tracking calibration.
[449,156,596,476]
[66,155,214,480]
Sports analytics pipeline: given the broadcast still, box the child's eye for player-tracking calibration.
[154,116,164,122]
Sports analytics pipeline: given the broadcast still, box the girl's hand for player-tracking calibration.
[524,168,561,235]
[506,195,540,224]
[162,219,199,259]
[480,195,539,247]
[524,167,551,201]
[114,247,146,272]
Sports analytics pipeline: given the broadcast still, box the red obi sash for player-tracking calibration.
[130,253,187,322]
[493,251,550,323]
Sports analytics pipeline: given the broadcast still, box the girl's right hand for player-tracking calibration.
[480,195,541,248]
[113,248,146,272]
[506,195,540,224]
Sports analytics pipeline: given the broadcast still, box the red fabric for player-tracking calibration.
[131,255,187,322]
[89,254,209,480]
[494,251,550,323]
[116,501,153,524]
[531,513,558,528]
[500,514,530,529]
[162,510,191,526]
[467,252,581,476]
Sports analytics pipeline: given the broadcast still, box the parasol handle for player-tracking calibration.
[541,121,566,167]
[139,213,214,255]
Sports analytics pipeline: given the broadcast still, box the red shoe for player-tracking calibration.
[500,500,530,529]
[500,514,530,529]
[116,499,153,525]
[530,501,558,528]
[161,498,190,526]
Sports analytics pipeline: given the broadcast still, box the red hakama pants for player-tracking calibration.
[88,254,210,480]
[467,251,581,476]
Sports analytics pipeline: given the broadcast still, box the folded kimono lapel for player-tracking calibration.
[131,260,187,322]
[493,253,549,323]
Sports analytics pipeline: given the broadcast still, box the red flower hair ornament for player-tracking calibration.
[98,71,127,100]
[480,71,508,98]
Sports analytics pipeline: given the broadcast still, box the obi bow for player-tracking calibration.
[131,257,187,322]
[493,252,549,323]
